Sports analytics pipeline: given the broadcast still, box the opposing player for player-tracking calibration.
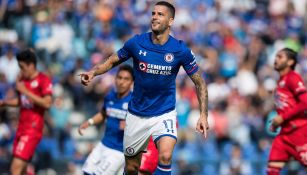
[0,49,53,175]
[78,65,133,175]
[139,136,159,175]
[79,1,209,175]
[267,48,307,175]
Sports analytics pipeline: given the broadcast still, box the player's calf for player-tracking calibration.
[153,163,172,175]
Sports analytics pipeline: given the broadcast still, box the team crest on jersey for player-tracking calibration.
[31,80,38,88]
[122,102,128,110]
[279,81,285,87]
[164,53,174,63]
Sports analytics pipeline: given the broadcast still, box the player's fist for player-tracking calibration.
[79,71,95,86]
[16,81,27,94]
[270,115,283,132]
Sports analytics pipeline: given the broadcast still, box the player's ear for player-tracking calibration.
[287,59,294,68]
[168,17,174,27]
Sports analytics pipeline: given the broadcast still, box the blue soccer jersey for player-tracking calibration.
[101,89,131,152]
[117,32,198,117]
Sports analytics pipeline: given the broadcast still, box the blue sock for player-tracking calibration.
[153,163,172,175]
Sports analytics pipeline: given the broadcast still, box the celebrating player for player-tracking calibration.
[79,1,209,175]
[267,48,307,175]
[0,49,53,175]
[78,65,133,175]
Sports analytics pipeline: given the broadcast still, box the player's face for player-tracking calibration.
[115,70,133,95]
[274,51,292,71]
[151,5,174,34]
[18,61,35,79]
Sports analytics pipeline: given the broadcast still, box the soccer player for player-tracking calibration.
[79,1,209,175]
[0,49,53,175]
[139,136,159,175]
[78,65,133,175]
[267,48,307,175]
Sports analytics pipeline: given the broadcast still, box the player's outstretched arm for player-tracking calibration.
[189,70,209,138]
[79,54,123,86]
[0,98,19,107]
[78,110,106,136]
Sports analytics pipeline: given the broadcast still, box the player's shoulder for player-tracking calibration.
[105,88,116,100]
[38,72,51,81]
[286,71,303,81]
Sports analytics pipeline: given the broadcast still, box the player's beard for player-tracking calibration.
[274,62,288,71]
[151,22,168,35]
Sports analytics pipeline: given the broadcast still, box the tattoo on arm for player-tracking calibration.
[92,54,124,76]
[190,72,208,117]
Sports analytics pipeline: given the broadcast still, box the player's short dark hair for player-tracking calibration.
[16,49,37,67]
[117,64,134,80]
[155,1,175,19]
[280,48,297,70]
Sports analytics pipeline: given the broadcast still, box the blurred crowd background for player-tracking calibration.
[0,0,307,174]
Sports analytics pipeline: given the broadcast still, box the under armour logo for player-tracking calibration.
[139,50,147,56]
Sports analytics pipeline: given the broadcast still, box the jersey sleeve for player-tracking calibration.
[181,49,199,76]
[287,73,306,96]
[117,36,136,62]
[41,76,52,96]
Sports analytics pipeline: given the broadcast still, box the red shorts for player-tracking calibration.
[13,132,42,161]
[139,137,159,173]
[268,124,307,166]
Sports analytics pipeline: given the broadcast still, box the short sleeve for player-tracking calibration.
[181,49,199,76]
[117,36,136,62]
[287,74,306,95]
[41,76,52,96]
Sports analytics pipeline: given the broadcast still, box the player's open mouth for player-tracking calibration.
[152,21,159,25]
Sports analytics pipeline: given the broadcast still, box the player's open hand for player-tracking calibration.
[196,115,209,138]
[78,121,90,136]
[79,71,95,86]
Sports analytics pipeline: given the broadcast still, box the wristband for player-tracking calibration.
[88,118,94,125]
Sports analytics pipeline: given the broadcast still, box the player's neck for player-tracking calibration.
[151,31,169,45]
[279,68,292,77]
[117,90,129,99]
[29,71,39,80]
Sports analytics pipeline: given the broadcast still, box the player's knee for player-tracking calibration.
[158,152,172,164]
[125,163,139,175]
[266,166,281,175]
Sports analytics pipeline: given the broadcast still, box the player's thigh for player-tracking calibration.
[12,133,42,161]
[97,147,125,175]
[10,157,28,175]
[82,142,104,174]
[151,110,177,145]
[268,135,291,163]
[124,112,151,157]
[287,125,307,166]
[83,142,125,175]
